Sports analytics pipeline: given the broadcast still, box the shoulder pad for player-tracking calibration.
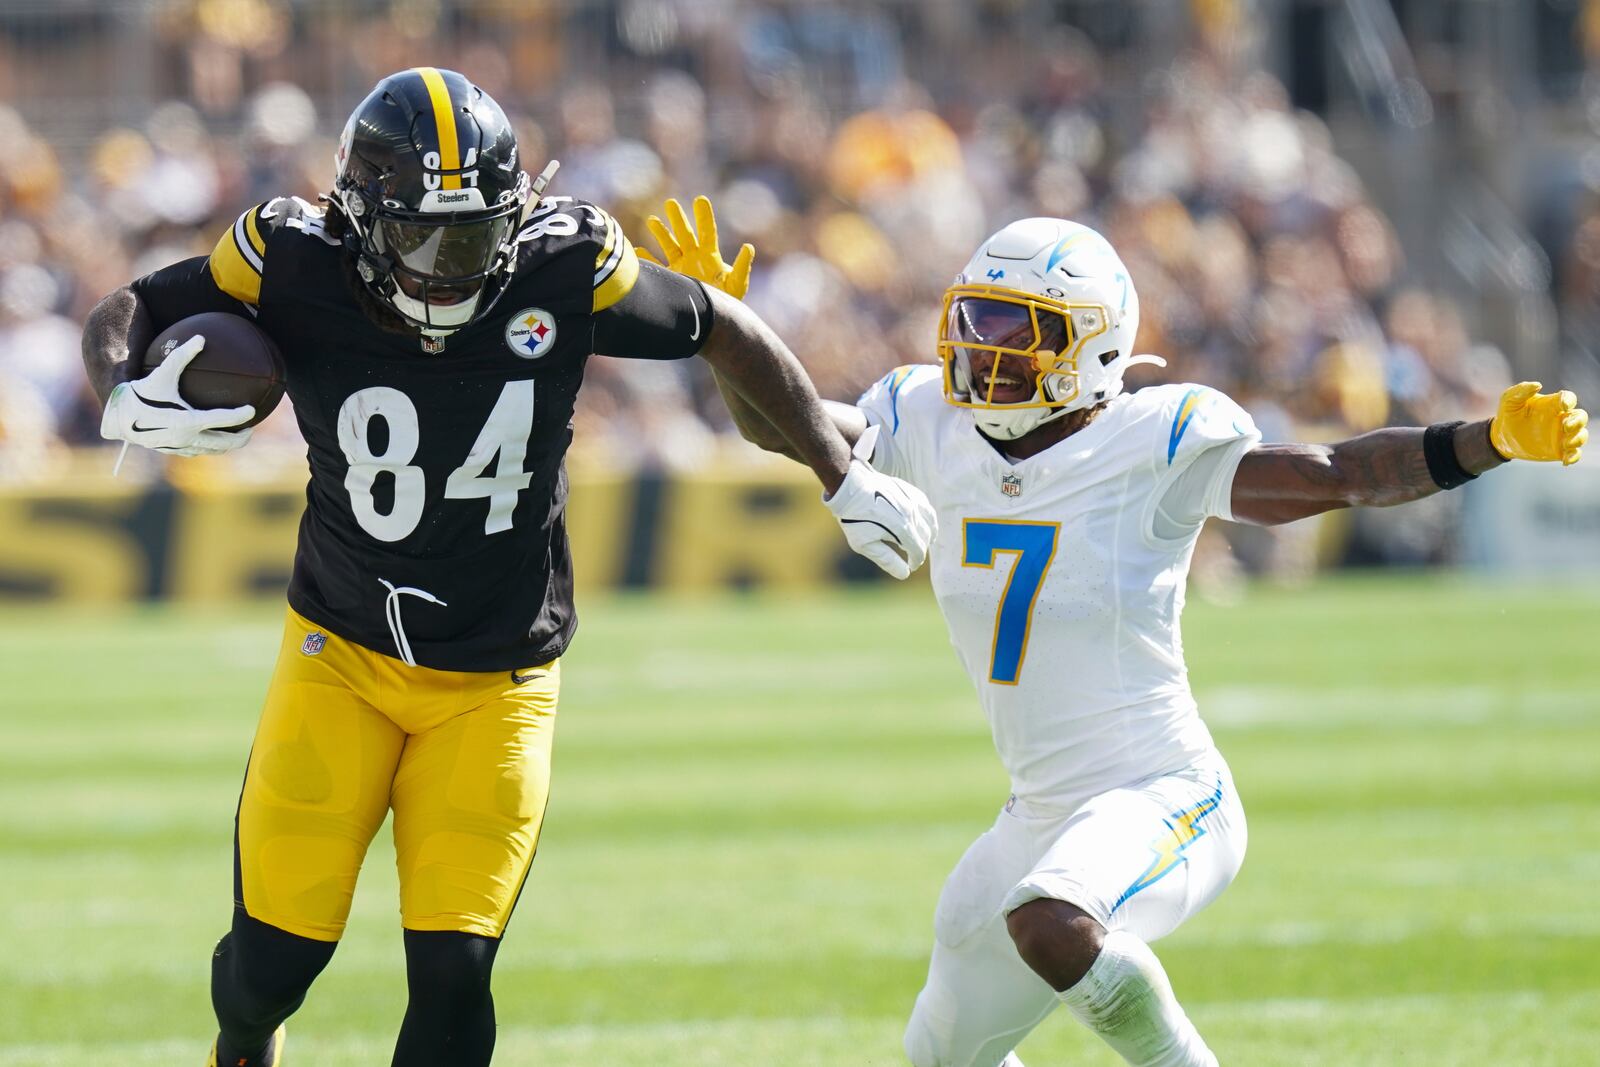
[206,196,337,306]
[1136,383,1259,468]
[514,196,639,314]
[260,195,340,245]
[208,202,271,306]
[858,363,942,437]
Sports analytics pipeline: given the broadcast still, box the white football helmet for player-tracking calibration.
[938,217,1164,440]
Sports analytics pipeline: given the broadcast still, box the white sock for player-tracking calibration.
[1057,930,1216,1067]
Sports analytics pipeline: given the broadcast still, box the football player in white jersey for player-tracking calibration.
[642,197,1588,1067]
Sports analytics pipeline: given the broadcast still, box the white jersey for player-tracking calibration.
[858,365,1260,806]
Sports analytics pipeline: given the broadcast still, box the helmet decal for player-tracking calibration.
[1044,231,1094,273]
[416,66,468,191]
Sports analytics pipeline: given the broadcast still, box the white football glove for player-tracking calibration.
[100,335,256,456]
[824,425,937,580]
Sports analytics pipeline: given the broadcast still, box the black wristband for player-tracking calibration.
[1423,420,1477,490]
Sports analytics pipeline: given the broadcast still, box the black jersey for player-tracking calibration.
[131,194,711,671]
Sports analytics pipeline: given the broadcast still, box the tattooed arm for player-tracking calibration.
[81,287,153,404]
[1230,421,1506,526]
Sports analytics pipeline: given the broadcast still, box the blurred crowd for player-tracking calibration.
[0,0,1588,568]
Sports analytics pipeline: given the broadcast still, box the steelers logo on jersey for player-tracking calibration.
[505,307,558,359]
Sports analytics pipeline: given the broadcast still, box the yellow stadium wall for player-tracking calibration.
[0,458,887,603]
[10,450,1597,604]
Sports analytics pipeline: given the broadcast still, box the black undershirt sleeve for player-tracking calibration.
[129,256,252,331]
[590,259,713,361]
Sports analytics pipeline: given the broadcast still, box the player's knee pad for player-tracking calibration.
[903,1019,941,1067]
[903,1025,994,1067]
[402,929,500,1014]
[906,1023,1023,1067]
[903,1002,962,1067]
[213,911,337,1026]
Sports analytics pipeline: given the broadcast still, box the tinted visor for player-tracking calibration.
[373,214,515,283]
[949,297,1069,352]
[946,296,1073,405]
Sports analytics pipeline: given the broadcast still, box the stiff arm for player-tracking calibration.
[633,195,873,465]
[691,289,857,489]
[713,363,869,460]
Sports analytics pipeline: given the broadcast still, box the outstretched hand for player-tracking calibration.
[639,195,754,300]
[1489,382,1588,466]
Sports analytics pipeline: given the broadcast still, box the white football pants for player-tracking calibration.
[903,753,1247,1067]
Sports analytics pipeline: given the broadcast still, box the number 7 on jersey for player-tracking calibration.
[962,519,1060,685]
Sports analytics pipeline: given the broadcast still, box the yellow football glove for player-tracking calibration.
[638,195,754,300]
[1489,381,1588,466]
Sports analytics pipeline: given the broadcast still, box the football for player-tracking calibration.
[141,311,286,429]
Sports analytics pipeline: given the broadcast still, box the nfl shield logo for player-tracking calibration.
[301,631,327,657]
[1001,472,1023,498]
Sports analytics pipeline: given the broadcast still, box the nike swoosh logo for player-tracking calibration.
[688,299,701,342]
[840,517,903,547]
[130,421,166,433]
[511,668,548,685]
[871,490,904,518]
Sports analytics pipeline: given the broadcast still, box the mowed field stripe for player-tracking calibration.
[3,578,1598,1066]
[12,908,1600,986]
[6,990,1600,1067]
[1201,684,1593,728]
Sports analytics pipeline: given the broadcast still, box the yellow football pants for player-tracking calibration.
[236,607,559,942]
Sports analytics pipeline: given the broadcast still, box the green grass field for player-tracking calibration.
[2,575,1598,1065]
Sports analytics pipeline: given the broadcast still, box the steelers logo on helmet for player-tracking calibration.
[505,307,558,359]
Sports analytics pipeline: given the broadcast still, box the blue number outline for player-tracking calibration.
[961,519,1061,685]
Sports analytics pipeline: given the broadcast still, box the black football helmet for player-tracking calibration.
[333,68,532,343]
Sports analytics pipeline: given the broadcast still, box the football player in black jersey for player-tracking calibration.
[81,68,936,1067]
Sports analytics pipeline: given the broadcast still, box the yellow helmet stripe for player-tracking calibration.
[415,67,462,190]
